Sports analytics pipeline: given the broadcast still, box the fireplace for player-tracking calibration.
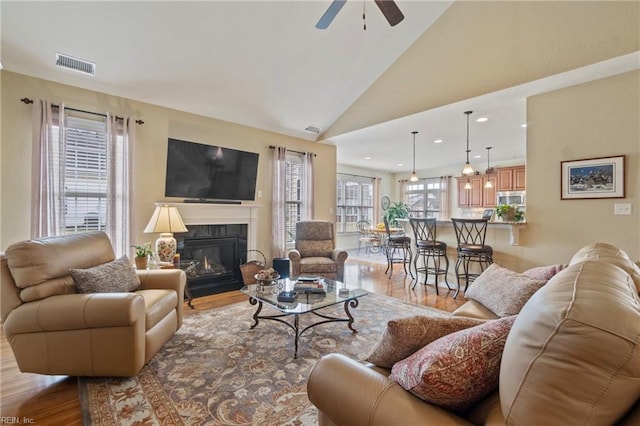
[177,224,247,297]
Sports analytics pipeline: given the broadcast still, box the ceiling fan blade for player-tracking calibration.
[374,0,404,26]
[316,0,347,29]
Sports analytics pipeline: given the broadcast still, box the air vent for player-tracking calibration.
[305,125,321,134]
[55,53,95,76]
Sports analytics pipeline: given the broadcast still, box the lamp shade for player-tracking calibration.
[144,205,188,234]
[144,205,188,262]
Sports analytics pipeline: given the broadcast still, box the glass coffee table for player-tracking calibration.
[240,278,368,358]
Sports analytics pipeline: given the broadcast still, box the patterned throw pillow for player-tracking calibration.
[365,315,486,368]
[465,264,546,317]
[522,264,567,281]
[70,255,140,293]
[390,316,517,412]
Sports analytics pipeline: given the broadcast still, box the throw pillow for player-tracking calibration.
[365,315,486,368]
[70,255,140,293]
[390,315,517,412]
[465,264,546,317]
[522,264,567,281]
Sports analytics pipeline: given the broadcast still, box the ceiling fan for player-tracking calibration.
[316,0,405,30]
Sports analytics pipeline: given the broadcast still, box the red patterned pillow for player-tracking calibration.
[522,264,567,281]
[390,316,517,412]
[365,315,486,368]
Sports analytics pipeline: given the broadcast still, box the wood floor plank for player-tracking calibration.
[1,260,466,422]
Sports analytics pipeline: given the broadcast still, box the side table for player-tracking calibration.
[161,261,197,309]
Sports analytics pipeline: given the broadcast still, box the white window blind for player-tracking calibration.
[285,152,303,243]
[62,113,108,233]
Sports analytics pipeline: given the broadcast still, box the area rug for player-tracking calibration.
[79,293,449,425]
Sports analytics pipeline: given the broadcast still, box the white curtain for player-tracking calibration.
[106,114,135,257]
[31,100,135,257]
[439,175,451,220]
[302,152,314,220]
[31,100,65,238]
[272,146,287,258]
[399,179,408,204]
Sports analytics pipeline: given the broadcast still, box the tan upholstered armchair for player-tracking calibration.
[288,221,348,282]
[1,231,186,377]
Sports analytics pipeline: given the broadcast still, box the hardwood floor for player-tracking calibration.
[0,259,465,423]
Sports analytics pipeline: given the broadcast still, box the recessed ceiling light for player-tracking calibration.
[521,123,528,128]
[364,156,372,160]
[397,163,404,167]
[476,117,488,123]
[474,154,482,159]
[433,139,443,144]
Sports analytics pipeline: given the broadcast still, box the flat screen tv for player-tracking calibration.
[165,138,259,202]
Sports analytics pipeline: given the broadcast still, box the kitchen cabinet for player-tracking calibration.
[497,166,526,191]
[457,176,496,207]
[483,175,497,207]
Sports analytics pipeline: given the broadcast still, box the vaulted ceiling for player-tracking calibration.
[2,1,637,173]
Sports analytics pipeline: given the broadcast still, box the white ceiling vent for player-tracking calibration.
[55,53,95,76]
[305,125,321,134]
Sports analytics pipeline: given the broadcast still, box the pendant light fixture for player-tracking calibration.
[462,111,474,175]
[484,146,494,189]
[409,131,419,182]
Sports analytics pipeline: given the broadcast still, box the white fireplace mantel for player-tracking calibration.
[162,202,260,251]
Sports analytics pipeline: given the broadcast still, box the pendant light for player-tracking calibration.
[484,146,494,189]
[461,111,474,175]
[409,131,419,182]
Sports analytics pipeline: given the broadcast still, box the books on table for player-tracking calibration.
[293,277,326,294]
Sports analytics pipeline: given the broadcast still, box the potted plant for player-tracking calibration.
[131,243,153,270]
[496,204,525,222]
[384,201,410,227]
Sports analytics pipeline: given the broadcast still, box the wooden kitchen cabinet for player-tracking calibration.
[483,175,497,207]
[457,176,489,207]
[458,175,498,207]
[497,166,526,191]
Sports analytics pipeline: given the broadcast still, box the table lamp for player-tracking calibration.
[144,205,188,262]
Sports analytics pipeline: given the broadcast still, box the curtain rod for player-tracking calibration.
[268,145,316,157]
[20,98,144,125]
[338,172,378,180]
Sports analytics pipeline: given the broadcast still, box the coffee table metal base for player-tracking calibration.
[248,297,360,358]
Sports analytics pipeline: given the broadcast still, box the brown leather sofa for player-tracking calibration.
[307,242,640,425]
[1,231,186,377]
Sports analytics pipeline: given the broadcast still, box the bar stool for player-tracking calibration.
[383,217,414,279]
[451,218,493,298]
[409,218,450,294]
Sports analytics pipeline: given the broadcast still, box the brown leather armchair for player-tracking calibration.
[1,231,186,377]
[288,221,348,282]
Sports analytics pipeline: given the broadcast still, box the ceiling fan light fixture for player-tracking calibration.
[410,130,419,182]
[461,111,474,176]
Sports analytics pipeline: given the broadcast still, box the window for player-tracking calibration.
[404,177,443,219]
[285,152,303,243]
[336,174,375,233]
[62,114,109,233]
[33,100,133,256]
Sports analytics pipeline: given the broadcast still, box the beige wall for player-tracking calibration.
[523,71,639,263]
[0,71,337,261]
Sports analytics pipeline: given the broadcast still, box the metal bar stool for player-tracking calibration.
[383,217,414,279]
[451,218,493,298]
[409,218,450,294]
[356,220,380,255]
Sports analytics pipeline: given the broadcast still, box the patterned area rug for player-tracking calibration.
[79,292,449,425]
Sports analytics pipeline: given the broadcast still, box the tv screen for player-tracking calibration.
[165,138,259,201]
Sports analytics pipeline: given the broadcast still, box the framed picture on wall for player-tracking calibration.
[561,155,625,199]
